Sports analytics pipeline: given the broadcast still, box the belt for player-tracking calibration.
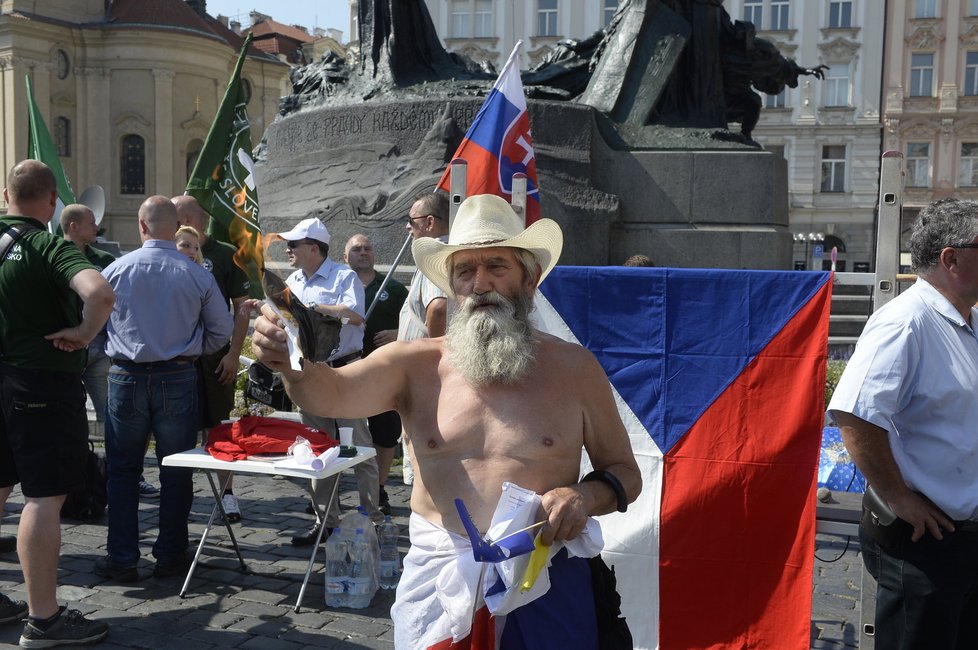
[111,356,198,366]
[328,350,362,368]
[957,519,978,533]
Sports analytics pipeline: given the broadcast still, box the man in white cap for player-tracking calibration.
[253,196,641,648]
[275,217,381,545]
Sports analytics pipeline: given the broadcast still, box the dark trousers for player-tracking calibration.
[861,519,978,649]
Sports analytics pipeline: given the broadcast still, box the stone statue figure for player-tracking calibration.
[720,19,827,139]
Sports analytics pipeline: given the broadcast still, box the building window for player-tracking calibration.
[971,0,978,16]
[770,1,789,29]
[906,143,931,187]
[451,1,470,38]
[966,52,978,95]
[474,0,493,37]
[121,134,145,195]
[186,139,203,185]
[824,63,850,106]
[765,90,786,108]
[915,0,936,18]
[744,0,763,26]
[55,117,70,157]
[828,0,852,27]
[537,0,557,36]
[821,145,846,193]
[603,0,618,26]
[910,53,934,97]
[961,143,978,186]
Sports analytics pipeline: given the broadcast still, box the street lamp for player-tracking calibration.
[793,232,825,270]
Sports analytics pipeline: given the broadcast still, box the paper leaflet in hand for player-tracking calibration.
[445,482,604,618]
[261,268,342,369]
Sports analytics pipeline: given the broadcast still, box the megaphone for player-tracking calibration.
[78,185,106,225]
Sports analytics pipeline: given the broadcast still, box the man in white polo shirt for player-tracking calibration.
[828,197,978,649]
[276,218,381,545]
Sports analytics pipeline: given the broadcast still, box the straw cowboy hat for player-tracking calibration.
[412,194,563,296]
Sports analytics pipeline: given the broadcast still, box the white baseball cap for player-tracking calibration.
[277,217,330,245]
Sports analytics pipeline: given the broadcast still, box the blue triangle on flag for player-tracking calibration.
[540,267,830,454]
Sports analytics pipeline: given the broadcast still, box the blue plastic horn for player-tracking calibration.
[454,498,538,563]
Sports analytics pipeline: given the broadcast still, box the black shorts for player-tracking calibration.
[197,343,235,429]
[0,363,89,498]
[368,410,401,448]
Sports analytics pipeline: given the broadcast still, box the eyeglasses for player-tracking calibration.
[286,240,311,250]
[950,243,978,249]
[405,214,432,225]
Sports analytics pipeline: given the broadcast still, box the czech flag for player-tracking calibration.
[533,267,832,649]
[437,42,541,225]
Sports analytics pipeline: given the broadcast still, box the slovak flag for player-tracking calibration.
[533,267,832,650]
[437,42,541,225]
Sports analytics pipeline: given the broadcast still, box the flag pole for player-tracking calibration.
[364,232,413,322]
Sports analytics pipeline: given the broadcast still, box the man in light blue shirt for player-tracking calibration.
[277,217,381,546]
[94,196,232,582]
[828,197,978,648]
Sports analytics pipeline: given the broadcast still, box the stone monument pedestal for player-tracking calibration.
[256,100,790,270]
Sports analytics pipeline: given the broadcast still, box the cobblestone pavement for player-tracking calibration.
[0,452,867,649]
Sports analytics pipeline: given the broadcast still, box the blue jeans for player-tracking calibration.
[105,360,199,566]
[82,346,110,422]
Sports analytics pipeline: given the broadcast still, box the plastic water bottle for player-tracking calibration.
[324,533,350,608]
[347,528,377,608]
[378,515,400,590]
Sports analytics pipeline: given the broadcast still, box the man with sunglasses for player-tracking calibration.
[277,218,382,544]
[829,197,978,648]
[397,192,450,485]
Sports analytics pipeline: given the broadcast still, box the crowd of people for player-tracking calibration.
[5,153,974,649]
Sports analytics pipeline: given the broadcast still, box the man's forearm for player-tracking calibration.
[837,413,908,501]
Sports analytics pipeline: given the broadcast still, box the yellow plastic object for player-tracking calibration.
[520,533,551,592]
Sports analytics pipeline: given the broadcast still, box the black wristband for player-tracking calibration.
[581,469,628,513]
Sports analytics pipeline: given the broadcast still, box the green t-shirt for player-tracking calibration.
[0,216,94,372]
[363,272,407,357]
[201,237,249,307]
[84,245,116,271]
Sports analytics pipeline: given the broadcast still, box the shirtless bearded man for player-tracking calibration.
[252,194,641,649]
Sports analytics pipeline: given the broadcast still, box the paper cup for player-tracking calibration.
[338,427,354,448]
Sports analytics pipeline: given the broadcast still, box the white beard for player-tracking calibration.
[445,290,536,386]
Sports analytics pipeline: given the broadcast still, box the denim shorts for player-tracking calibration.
[0,363,89,497]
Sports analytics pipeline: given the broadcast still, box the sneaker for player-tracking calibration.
[221,494,242,523]
[0,593,28,625]
[138,481,160,499]
[378,486,391,516]
[19,607,108,647]
[93,556,138,583]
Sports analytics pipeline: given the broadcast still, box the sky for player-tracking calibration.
[204,0,352,42]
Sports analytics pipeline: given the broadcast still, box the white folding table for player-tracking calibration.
[161,445,377,611]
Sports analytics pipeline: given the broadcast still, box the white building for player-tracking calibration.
[726,0,884,272]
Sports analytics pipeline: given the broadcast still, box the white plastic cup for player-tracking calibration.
[338,427,354,447]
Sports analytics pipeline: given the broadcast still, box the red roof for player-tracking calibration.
[249,18,314,45]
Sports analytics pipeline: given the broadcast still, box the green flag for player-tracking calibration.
[186,33,263,296]
[26,74,75,207]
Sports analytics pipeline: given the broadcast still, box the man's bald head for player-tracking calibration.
[171,195,209,238]
[3,160,57,221]
[61,204,98,246]
[139,196,179,241]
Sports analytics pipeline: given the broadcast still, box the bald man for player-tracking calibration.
[96,196,232,582]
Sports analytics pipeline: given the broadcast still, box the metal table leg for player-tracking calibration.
[179,470,247,598]
[294,473,343,612]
